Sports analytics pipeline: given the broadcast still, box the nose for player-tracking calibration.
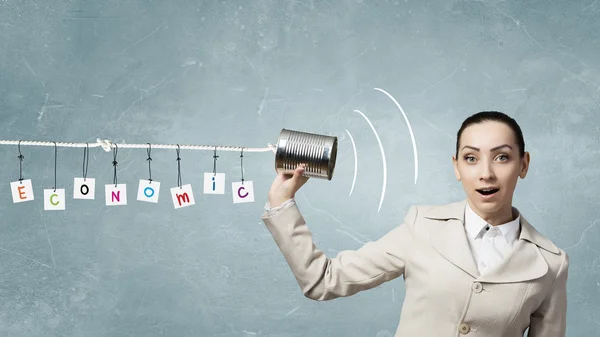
[480,160,496,180]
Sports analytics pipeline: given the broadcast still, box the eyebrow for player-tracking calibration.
[461,144,513,152]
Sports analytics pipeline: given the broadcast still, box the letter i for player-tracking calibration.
[212,176,215,191]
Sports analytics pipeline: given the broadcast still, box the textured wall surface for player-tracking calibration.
[0,0,598,336]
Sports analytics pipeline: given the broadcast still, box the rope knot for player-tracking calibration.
[97,138,113,152]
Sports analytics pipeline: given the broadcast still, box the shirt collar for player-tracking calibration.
[464,201,521,244]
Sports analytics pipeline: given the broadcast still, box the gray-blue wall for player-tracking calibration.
[0,0,598,336]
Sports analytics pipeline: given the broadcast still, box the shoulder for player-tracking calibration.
[400,200,466,239]
[519,214,569,273]
[403,199,468,225]
[535,239,569,288]
[536,239,570,278]
[512,211,570,283]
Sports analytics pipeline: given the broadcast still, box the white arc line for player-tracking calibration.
[374,87,419,184]
[355,110,387,213]
[345,129,358,196]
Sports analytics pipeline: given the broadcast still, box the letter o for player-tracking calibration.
[144,186,155,198]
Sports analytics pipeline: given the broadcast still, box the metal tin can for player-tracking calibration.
[275,129,337,180]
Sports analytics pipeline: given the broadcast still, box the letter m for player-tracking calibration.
[176,193,190,206]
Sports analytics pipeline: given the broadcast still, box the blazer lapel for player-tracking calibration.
[424,199,559,283]
[477,215,558,283]
[427,199,480,279]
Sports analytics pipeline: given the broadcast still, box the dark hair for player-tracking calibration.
[455,111,525,159]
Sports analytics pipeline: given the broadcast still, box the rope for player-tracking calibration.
[0,139,277,153]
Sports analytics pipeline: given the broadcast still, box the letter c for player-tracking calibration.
[237,186,248,198]
[50,194,59,206]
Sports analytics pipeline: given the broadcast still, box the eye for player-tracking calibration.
[464,154,508,163]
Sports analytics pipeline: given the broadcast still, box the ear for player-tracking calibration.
[519,152,530,179]
[452,155,461,181]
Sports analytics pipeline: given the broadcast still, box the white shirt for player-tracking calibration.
[264,199,521,276]
[464,201,521,275]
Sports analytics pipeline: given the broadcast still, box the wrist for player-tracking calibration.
[268,195,293,208]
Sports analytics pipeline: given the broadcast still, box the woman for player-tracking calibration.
[261,111,569,337]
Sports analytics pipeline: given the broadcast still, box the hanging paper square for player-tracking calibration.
[105,184,127,206]
[44,189,66,210]
[232,181,254,203]
[204,173,225,194]
[137,179,160,203]
[10,179,34,203]
[170,184,195,209]
[73,177,95,199]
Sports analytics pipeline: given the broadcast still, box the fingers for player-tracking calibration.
[293,164,309,186]
[269,164,309,202]
[293,163,306,178]
[275,164,308,185]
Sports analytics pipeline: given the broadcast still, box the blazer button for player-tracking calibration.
[458,323,471,334]
[472,282,483,293]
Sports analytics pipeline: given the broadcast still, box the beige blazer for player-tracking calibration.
[261,198,569,337]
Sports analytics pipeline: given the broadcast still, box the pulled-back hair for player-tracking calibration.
[455,111,525,159]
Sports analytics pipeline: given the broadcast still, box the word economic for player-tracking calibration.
[10,173,254,210]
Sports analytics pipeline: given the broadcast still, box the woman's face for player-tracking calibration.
[452,121,530,223]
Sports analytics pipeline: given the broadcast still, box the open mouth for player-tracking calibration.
[477,188,499,196]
